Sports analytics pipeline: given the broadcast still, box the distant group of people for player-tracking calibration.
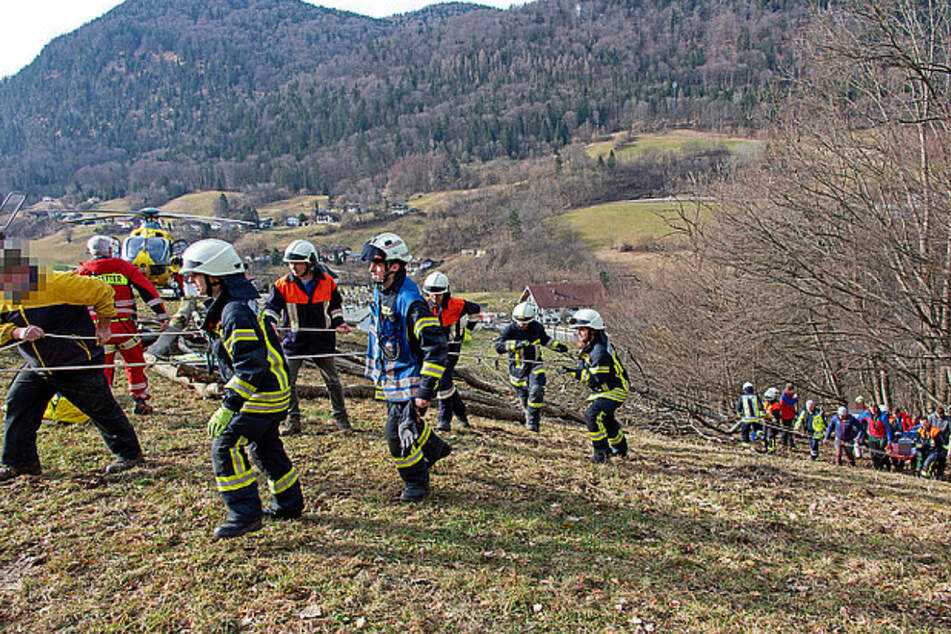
[735,382,951,477]
[0,230,631,540]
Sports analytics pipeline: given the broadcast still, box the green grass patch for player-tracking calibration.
[558,200,683,249]
[586,130,761,163]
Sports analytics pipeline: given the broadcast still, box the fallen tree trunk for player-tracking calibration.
[148,357,220,399]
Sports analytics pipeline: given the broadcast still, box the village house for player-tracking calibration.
[518,280,607,325]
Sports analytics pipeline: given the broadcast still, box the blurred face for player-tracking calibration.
[576,326,592,342]
[0,265,32,292]
[289,261,309,278]
[368,261,399,286]
[515,319,530,330]
[427,292,445,305]
[186,272,211,296]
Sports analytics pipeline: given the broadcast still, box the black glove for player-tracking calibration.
[553,342,569,353]
[555,365,572,375]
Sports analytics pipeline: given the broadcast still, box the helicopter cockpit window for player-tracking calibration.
[122,237,170,264]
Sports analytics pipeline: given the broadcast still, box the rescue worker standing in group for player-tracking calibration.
[265,239,351,435]
[77,235,169,414]
[0,241,144,481]
[566,309,629,462]
[423,271,481,433]
[735,381,763,448]
[494,301,569,432]
[794,399,826,460]
[180,239,304,539]
[825,406,862,466]
[762,387,781,455]
[362,232,453,503]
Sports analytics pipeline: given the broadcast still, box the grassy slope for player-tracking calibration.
[585,130,761,162]
[0,354,949,632]
[558,200,681,249]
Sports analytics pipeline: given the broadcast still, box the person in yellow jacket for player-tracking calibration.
[793,399,826,460]
[0,243,144,481]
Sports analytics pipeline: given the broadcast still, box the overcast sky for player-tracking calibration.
[1,0,522,79]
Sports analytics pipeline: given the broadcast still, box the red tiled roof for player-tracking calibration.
[522,281,606,309]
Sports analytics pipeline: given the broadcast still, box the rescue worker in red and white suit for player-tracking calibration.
[423,271,481,433]
[77,235,169,414]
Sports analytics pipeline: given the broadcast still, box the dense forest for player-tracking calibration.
[0,0,808,202]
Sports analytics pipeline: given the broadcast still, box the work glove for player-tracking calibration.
[207,407,236,438]
[462,328,472,345]
[398,419,417,455]
[552,342,569,353]
[555,365,573,375]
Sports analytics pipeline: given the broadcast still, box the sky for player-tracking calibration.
[0,0,522,79]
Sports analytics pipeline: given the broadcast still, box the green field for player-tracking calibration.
[558,199,688,250]
[586,130,761,163]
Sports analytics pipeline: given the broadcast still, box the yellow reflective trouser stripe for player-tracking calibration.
[392,420,432,469]
[533,367,546,375]
[216,471,257,492]
[510,377,526,386]
[589,410,608,441]
[230,436,249,476]
[225,376,258,399]
[527,401,544,408]
[217,437,255,492]
[117,337,141,351]
[270,466,299,495]
[590,366,611,374]
[437,386,457,400]
[421,362,445,379]
[608,430,625,446]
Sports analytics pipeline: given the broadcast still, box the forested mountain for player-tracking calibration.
[0,0,809,201]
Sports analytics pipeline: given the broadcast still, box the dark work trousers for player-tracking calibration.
[869,436,889,470]
[285,356,348,425]
[436,344,468,429]
[3,368,142,469]
[780,417,795,449]
[584,397,628,456]
[211,410,304,522]
[740,420,761,444]
[384,400,449,490]
[513,366,547,428]
[809,437,820,459]
[833,439,856,466]
[764,413,780,453]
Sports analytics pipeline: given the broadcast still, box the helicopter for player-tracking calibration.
[63,207,254,291]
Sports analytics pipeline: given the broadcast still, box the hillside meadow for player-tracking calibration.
[0,356,949,632]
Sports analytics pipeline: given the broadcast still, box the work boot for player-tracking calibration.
[280,416,303,436]
[400,485,431,503]
[263,504,304,520]
[457,414,471,429]
[105,455,144,474]
[0,463,42,482]
[611,438,629,458]
[133,397,153,415]
[590,451,611,464]
[429,442,452,467]
[525,421,539,433]
[436,421,451,432]
[335,417,352,432]
[213,517,263,539]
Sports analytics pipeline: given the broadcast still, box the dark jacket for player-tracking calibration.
[265,267,344,355]
[494,320,553,380]
[202,275,290,415]
[576,330,630,402]
[825,414,862,442]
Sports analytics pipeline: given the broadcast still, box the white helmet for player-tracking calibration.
[764,387,779,400]
[568,308,605,330]
[361,232,412,263]
[879,405,888,413]
[87,235,116,258]
[423,271,450,294]
[512,302,537,323]
[180,239,244,277]
[806,399,815,410]
[742,381,754,392]
[283,239,318,264]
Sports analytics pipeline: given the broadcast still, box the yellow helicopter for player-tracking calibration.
[63,207,254,291]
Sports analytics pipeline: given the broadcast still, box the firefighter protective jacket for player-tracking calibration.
[364,269,447,402]
[0,271,116,368]
[795,408,826,439]
[576,330,630,403]
[265,267,344,355]
[76,257,168,321]
[429,294,481,343]
[735,392,763,423]
[494,320,554,382]
[201,275,290,415]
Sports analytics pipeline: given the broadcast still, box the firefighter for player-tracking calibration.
[735,382,763,448]
[76,235,169,414]
[0,241,144,481]
[494,302,569,432]
[180,239,304,539]
[762,387,781,454]
[567,309,629,462]
[423,271,481,432]
[793,399,826,460]
[265,239,351,435]
[361,232,452,503]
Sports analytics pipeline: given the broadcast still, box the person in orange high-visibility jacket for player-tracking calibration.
[423,271,481,432]
[76,235,169,414]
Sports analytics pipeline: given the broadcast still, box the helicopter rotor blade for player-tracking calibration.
[0,191,27,238]
[158,212,254,225]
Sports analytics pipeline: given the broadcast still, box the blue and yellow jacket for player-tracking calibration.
[576,331,630,403]
[794,407,826,439]
[495,320,558,384]
[364,270,447,402]
[0,271,116,369]
[201,275,291,415]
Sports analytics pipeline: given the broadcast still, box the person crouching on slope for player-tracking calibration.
[0,241,144,481]
[77,235,169,415]
[362,232,452,503]
[180,239,304,539]
[566,309,630,463]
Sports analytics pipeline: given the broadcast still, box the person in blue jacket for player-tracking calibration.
[361,233,452,503]
[824,406,862,466]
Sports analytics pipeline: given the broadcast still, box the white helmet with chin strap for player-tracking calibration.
[512,301,537,323]
[180,239,245,277]
[283,239,318,265]
[361,232,412,263]
[423,271,450,294]
[568,308,605,330]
